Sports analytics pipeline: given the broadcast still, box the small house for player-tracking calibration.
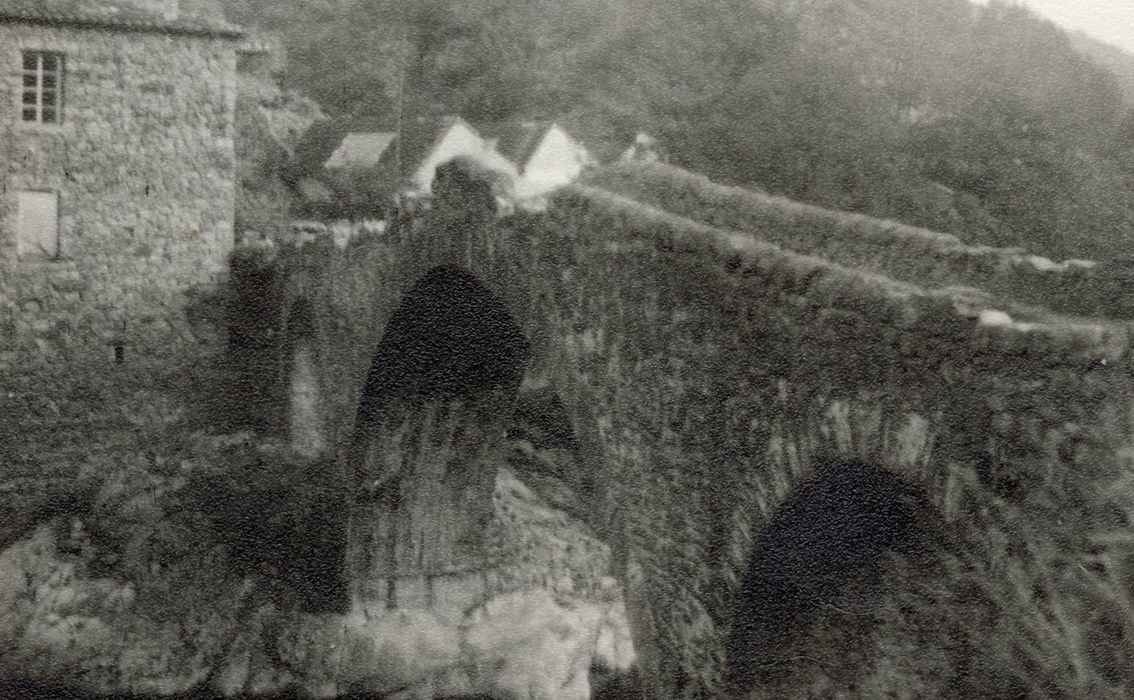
[620,132,665,164]
[386,116,517,198]
[483,120,595,202]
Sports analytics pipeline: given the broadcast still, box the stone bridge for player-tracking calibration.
[232,161,1134,697]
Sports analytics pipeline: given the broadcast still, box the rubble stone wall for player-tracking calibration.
[250,164,1134,696]
[0,22,238,365]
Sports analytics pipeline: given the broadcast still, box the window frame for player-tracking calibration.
[20,50,64,126]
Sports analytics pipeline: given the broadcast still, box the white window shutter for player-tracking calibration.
[16,191,59,259]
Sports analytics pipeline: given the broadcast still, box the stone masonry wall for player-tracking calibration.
[253,166,1134,696]
[0,22,238,365]
[539,185,1134,695]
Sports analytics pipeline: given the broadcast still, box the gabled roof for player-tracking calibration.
[480,120,552,170]
[378,115,474,178]
[294,114,519,196]
[0,0,243,38]
[554,113,640,163]
[324,132,396,170]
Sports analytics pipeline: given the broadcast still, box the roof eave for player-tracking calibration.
[0,14,245,39]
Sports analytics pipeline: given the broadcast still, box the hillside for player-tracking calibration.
[1071,30,1134,104]
[219,0,1134,261]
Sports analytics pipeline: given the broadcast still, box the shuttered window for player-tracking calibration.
[16,191,60,260]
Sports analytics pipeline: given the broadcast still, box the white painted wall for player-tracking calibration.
[411,121,519,195]
[16,190,59,260]
[515,125,594,200]
[289,342,326,457]
[619,132,661,164]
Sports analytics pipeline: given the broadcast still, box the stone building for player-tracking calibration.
[0,0,243,364]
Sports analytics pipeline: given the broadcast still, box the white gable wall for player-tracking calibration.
[410,121,518,194]
[516,125,593,200]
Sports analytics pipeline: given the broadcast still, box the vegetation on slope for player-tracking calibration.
[1071,30,1134,105]
[219,0,1134,260]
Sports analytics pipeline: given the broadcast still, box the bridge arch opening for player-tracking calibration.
[725,459,961,695]
[509,385,577,452]
[354,265,529,419]
[284,299,326,457]
[348,265,531,604]
[502,382,599,524]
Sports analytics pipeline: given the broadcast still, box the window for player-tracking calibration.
[16,191,59,259]
[21,51,63,125]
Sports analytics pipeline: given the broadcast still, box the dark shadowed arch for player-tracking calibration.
[352,265,529,436]
[725,460,953,695]
[345,266,531,604]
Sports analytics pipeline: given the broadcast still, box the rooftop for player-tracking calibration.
[0,0,243,38]
[480,120,551,169]
[324,132,396,170]
[378,115,472,178]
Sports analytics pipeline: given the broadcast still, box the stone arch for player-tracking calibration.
[724,459,946,691]
[282,298,327,457]
[345,265,531,605]
[350,265,529,426]
[719,392,989,697]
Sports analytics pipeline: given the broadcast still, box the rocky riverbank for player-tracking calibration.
[0,361,637,698]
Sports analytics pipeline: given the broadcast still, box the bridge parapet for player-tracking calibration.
[586,162,1134,321]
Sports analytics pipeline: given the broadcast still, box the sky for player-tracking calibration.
[984,0,1134,53]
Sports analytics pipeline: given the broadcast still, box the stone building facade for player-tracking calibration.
[0,1,242,364]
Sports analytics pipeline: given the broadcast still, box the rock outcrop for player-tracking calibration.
[0,428,635,698]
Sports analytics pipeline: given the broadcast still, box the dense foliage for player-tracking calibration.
[222,0,1134,260]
